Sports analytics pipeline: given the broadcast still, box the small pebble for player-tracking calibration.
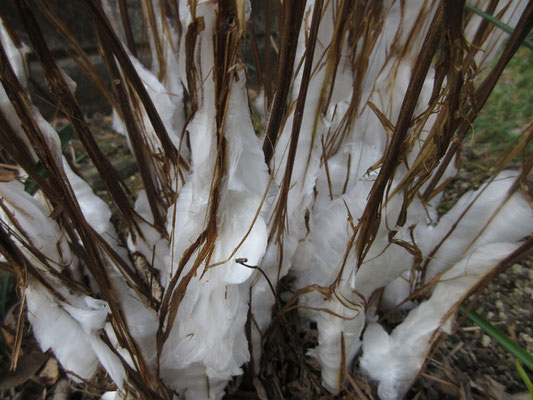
[519,333,533,351]
[481,334,491,347]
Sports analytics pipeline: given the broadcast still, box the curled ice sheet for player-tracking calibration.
[63,160,116,242]
[0,181,73,271]
[0,181,127,387]
[159,5,269,398]
[418,171,533,283]
[26,283,101,380]
[360,242,520,400]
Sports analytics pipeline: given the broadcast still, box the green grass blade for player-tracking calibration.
[460,304,533,372]
[515,360,533,400]
[465,3,533,51]
[75,153,88,163]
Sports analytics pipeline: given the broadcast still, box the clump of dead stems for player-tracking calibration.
[0,1,532,399]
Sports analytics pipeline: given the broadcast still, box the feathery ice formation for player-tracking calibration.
[0,1,532,399]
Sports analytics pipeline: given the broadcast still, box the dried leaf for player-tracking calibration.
[0,352,48,390]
